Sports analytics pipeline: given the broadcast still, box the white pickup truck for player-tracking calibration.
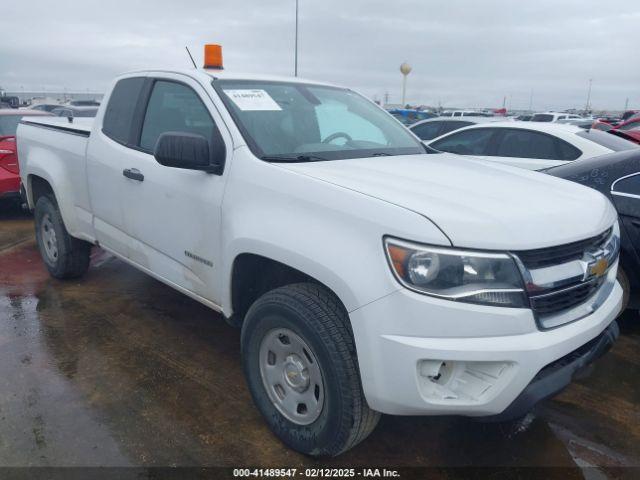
[18,66,622,456]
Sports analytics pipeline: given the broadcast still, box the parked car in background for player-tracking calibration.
[29,103,62,113]
[69,99,101,107]
[0,110,52,205]
[388,109,435,125]
[51,106,99,118]
[0,95,20,109]
[426,122,639,170]
[593,117,640,145]
[556,118,595,129]
[621,110,640,122]
[609,129,640,146]
[515,114,532,121]
[531,112,583,122]
[594,116,621,127]
[440,110,493,118]
[409,116,505,141]
[612,117,640,133]
[546,149,640,310]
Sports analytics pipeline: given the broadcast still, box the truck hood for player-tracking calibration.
[278,154,617,250]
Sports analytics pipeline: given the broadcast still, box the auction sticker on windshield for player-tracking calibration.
[224,89,282,111]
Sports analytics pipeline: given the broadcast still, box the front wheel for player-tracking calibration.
[34,195,91,279]
[241,283,380,457]
[617,265,631,312]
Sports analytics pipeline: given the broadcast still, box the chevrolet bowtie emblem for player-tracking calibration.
[589,258,609,278]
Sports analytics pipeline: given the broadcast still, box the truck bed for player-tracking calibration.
[19,116,93,137]
[17,115,94,241]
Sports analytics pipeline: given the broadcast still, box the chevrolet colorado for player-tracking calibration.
[17,64,622,456]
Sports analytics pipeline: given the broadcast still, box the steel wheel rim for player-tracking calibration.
[40,214,59,263]
[259,327,325,425]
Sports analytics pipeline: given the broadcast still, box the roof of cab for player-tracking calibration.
[118,68,342,89]
[447,120,584,135]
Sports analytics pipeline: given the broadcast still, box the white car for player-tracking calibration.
[531,112,583,122]
[17,51,622,456]
[440,110,494,118]
[426,121,639,170]
[409,116,507,141]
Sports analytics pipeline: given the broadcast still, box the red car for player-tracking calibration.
[608,117,640,145]
[592,116,640,145]
[0,110,52,205]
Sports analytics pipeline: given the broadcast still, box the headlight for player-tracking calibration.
[384,237,527,307]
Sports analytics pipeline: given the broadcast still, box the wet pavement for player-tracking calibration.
[1,204,639,476]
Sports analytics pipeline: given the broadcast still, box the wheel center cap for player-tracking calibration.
[283,354,309,391]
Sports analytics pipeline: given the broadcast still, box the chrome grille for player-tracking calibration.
[515,228,611,270]
[528,277,605,316]
[513,226,618,327]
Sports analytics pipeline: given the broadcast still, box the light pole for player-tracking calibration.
[294,0,299,77]
[585,78,593,113]
[400,62,412,107]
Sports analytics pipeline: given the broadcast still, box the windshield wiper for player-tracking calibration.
[371,152,392,156]
[260,154,328,163]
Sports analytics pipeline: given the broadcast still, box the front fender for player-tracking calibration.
[219,151,451,315]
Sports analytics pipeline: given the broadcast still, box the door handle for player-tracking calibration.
[123,168,144,182]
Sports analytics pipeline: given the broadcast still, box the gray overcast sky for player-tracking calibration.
[1,0,638,111]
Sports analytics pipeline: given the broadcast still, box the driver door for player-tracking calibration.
[119,74,231,305]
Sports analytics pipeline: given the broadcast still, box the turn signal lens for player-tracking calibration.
[387,244,408,278]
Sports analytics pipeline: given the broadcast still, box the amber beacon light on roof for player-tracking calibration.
[204,44,223,70]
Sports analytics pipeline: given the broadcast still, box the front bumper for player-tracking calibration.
[483,319,619,422]
[349,278,622,417]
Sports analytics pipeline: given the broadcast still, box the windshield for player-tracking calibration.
[0,115,22,136]
[214,80,424,161]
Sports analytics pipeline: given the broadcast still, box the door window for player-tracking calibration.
[430,128,494,155]
[410,121,443,140]
[495,129,559,159]
[103,77,146,145]
[612,174,640,196]
[140,81,215,152]
[440,120,474,136]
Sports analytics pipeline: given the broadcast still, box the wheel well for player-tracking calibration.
[230,254,334,325]
[29,175,54,206]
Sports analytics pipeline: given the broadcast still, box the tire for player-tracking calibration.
[617,265,630,312]
[34,195,91,279]
[241,283,380,457]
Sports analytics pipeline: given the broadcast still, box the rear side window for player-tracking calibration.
[555,138,582,160]
[430,128,494,155]
[576,129,639,152]
[410,121,443,140]
[103,77,146,144]
[139,81,215,152]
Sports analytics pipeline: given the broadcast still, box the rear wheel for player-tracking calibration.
[241,283,380,457]
[34,195,91,279]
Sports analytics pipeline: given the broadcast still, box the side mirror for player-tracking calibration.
[154,132,224,174]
